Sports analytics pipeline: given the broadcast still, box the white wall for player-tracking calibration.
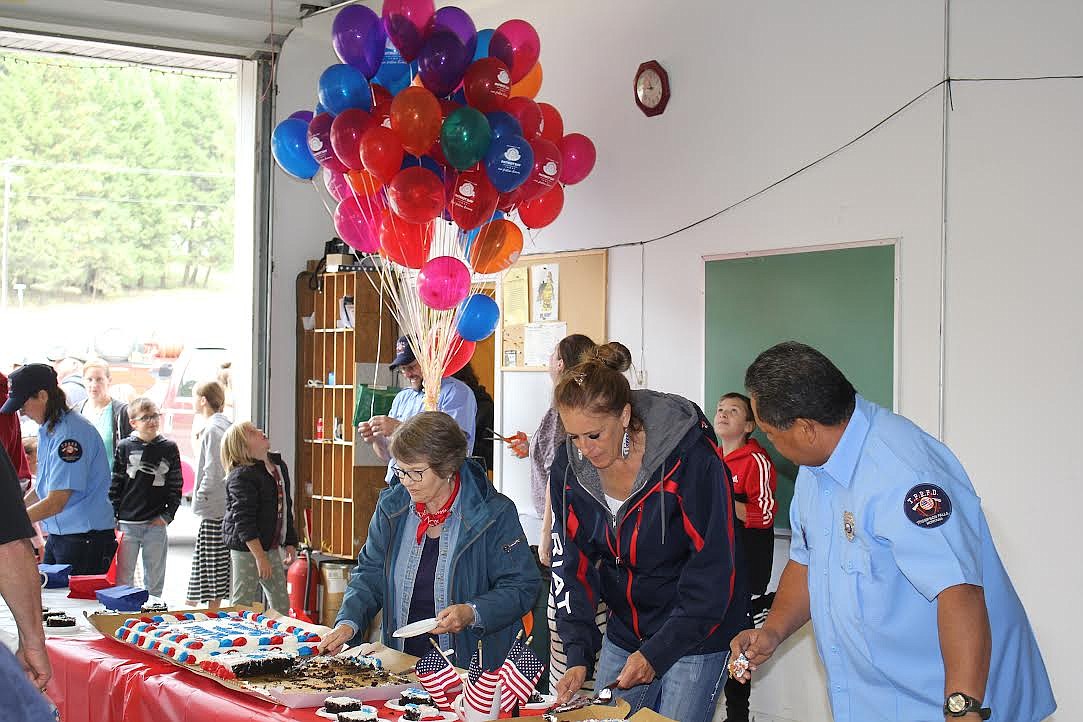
[271,1,1080,719]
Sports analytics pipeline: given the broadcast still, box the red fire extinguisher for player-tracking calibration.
[287,547,321,623]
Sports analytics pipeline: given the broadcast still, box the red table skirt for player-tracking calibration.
[45,637,405,722]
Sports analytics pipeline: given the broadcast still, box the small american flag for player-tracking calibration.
[463,648,502,716]
[497,639,545,712]
[414,647,461,711]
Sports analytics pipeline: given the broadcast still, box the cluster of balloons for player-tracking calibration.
[271,1,597,375]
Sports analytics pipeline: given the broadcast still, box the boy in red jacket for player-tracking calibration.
[715,392,777,722]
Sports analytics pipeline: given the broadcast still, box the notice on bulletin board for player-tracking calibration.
[523,322,567,367]
[531,264,559,322]
[502,267,529,326]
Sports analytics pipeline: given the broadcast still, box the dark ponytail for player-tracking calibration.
[43,386,68,433]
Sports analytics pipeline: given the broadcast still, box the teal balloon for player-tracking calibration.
[440,106,492,170]
[456,293,500,341]
[272,118,320,179]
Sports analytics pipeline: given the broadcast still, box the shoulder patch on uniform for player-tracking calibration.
[58,439,83,463]
[903,483,952,528]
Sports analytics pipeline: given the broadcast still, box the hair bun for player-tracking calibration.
[592,342,632,373]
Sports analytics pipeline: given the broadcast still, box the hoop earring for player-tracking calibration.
[621,427,631,460]
[576,446,583,461]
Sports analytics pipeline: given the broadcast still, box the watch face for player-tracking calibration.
[636,69,664,107]
[947,694,967,713]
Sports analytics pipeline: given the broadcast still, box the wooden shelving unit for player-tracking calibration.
[295,263,396,559]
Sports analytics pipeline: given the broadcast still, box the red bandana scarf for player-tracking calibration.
[415,474,460,543]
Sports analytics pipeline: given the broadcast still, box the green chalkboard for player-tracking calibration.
[704,244,895,529]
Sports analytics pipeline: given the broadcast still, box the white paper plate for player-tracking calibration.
[520,693,557,711]
[391,617,438,638]
[382,699,440,712]
[42,620,87,636]
[314,708,393,722]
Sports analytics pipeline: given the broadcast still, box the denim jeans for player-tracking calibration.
[594,635,729,722]
[117,521,169,597]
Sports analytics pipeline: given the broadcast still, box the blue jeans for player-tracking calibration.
[117,521,168,597]
[595,635,728,722]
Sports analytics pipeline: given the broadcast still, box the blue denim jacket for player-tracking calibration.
[336,459,540,667]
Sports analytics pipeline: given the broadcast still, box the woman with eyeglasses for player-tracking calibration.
[109,397,182,598]
[318,411,539,667]
[220,421,297,613]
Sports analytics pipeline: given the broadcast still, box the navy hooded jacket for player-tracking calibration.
[549,390,747,678]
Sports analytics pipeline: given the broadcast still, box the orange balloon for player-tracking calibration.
[346,168,383,197]
[470,219,524,274]
[510,61,542,99]
[390,86,443,156]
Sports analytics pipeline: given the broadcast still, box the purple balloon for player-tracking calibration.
[427,6,477,59]
[333,5,386,78]
[289,110,315,123]
[382,0,434,62]
[417,31,470,98]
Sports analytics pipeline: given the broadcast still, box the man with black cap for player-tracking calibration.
[357,336,477,483]
[1,364,117,574]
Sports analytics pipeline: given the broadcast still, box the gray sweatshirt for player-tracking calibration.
[191,412,231,520]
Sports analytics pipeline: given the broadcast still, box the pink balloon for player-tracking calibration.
[324,168,352,202]
[334,195,384,253]
[181,460,195,496]
[559,133,596,185]
[489,19,540,83]
[417,255,471,310]
[382,0,435,62]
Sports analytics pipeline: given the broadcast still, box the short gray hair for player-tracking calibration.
[390,412,467,479]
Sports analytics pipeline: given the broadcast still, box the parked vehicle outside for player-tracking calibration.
[148,346,230,467]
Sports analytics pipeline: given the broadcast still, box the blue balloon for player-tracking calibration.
[483,134,534,192]
[485,111,522,139]
[473,29,494,62]
[456,293,500,342]
[318,64,372,115]
[451,87,467,106]
[400,154,445,180]
[373,39,417,95]
[272,118,320,180]
[315,101,330,116]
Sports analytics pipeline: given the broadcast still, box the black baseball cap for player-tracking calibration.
[1,363,58,414]
[389,336,417,370]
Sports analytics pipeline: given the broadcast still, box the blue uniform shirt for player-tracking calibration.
[36,411,116,535]
[790,396,1054,722]
[383,376,477,482]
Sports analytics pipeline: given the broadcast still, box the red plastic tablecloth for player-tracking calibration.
[45,637,404,722]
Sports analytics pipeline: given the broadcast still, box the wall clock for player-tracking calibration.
[634,60,670,117]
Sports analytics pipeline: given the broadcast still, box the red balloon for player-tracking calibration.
[387,166,446,224]
[463,57,512,113]
[538,103,564,144]
[449,167,499,231]
[559,133,596,185]
[497,187,523,213]
[442,336,476,377]
[378,208,433,268]
[520,137,561,202]
[503,96,542,140]
[307,113,349,172]
[359,126,405,184]
[371,83,393,107]
[329,109,375,170]
[371,92,393,129]
[518,183,564,229]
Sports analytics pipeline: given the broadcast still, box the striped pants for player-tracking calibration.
[547,591,608,693]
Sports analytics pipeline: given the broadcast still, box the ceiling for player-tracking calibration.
[0,0,347,59]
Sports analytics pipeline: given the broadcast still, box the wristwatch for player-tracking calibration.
[944,692,991,719]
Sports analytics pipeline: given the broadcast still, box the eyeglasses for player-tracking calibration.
[135,413,161,422]
[390,465,430,482]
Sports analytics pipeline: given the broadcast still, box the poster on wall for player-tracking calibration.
[530,264,559,322]
[502,267,529,326]
[524,322,567,367]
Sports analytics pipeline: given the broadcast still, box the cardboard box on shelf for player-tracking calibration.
[320,560,354,628]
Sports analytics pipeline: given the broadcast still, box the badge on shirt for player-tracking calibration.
[843,511,856,541]
[904,484,952,528]
[58,439,83,463]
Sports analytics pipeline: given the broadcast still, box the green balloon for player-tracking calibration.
[440,107,493,170]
